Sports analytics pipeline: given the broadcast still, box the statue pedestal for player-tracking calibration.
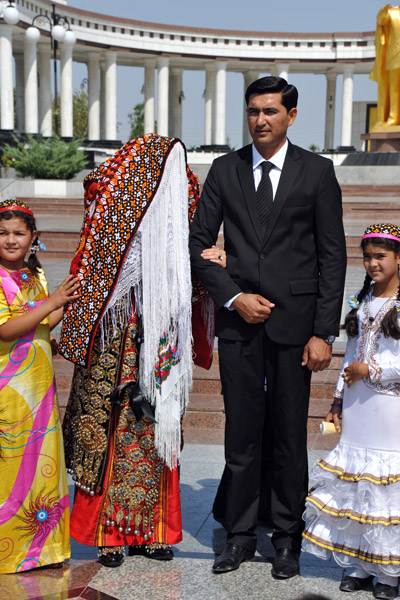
[361,131,400,152]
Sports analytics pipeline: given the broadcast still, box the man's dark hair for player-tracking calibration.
[245,76,298,111]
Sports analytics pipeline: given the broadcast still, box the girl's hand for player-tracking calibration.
[325,404,342,431]
[342,362,369,388]
[49,275,80,310]
[50,335,59,356]
[200,245,226,268]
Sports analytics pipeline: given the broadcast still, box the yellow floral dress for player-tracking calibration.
[0,266,70,573]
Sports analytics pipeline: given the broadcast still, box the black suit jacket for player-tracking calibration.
[189,142,347,346]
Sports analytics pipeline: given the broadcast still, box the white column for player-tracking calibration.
[340,65,354,147]
[38,44,52,136]
[242,70,259,146]
[144,58,155,134]
[105,51,117,140]
[169,68,183,139]
[15,54,25,132]
[100,60,106,139]
[275,62,290,81]
[157,57,169,136]
[214,61,227,145]
[24,33,39,134]
[87,51,100,140]
[204,64,215,145]
[324,73,337,151]
[60,42,74,137]
[0,25,14,130]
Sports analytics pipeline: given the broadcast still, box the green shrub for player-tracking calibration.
[2,135,87,179]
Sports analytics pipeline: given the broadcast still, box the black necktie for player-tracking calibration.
[256,161,274,234]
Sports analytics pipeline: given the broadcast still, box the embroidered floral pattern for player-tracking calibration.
[63,313,163,540]
[358,293,400,396]
[16,489,64,544]
[154,336,179,390]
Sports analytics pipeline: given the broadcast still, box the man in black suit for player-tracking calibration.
[189,76,346,578]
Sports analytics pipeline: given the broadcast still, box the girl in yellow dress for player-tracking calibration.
[0,199,79,573]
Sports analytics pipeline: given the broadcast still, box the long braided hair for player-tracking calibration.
[0,199,42,274]
[345,235,400,339]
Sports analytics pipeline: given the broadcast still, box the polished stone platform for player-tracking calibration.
[0,445,378,600]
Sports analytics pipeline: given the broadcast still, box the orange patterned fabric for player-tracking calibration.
[59,135,199,367]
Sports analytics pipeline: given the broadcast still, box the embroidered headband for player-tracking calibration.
[362,223,400,242]
[0,199,34,217]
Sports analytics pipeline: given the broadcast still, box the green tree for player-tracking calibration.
[128,102,144,139]
[2,134,87,179]
[51,89,88,139]
[73,88,88,139]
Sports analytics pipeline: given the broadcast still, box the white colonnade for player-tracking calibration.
[0,4,375,150]
[0,24,15,130]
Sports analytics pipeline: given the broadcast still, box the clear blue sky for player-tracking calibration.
[66,0,384,149]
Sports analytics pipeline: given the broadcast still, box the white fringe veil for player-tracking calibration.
[101,141,192,469]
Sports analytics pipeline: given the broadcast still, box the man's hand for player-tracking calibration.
[231,293,275,324]
[342,362,369,388]
[301,336,332,372]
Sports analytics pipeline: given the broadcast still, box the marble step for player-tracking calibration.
[54,348,344,442]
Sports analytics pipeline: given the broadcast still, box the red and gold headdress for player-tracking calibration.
[0,199,34,217]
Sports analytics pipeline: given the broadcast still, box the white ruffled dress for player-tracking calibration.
[303,292,400,578]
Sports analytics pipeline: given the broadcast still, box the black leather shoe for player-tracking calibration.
[212,543,254,573]
[98,547,124,568]
[128,544,174,561]
[374,582,398,599]
[339,573,374,592]
[271,548,299,579]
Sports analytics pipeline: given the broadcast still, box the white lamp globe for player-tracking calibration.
[63,29,76,46]
[51,24,66,42]
[3,5,20,25]
[25,26,41,42]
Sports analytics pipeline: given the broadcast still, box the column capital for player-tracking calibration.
[87,50,101,61]
[60,43,73,58]
[144,57,156,68]
[215,60,227,70]
[205,63,216,73]
[37,42,51,55]
[342,64,355,76]
[158,56,169,68]
[105,51,117,66]
[275,62,290,79]
[325,71,338,81]
[243,70,259,79]
[0,24,13,37]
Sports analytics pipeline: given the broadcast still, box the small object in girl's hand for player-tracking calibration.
[320,421,341,435]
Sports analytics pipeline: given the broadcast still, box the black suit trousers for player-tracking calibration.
[213,329,311,553]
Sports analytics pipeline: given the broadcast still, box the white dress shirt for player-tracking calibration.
[224,140,289,309]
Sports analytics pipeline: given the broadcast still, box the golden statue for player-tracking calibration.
[370,4,400,130]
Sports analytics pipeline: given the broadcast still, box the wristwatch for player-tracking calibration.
[319,335,335,345]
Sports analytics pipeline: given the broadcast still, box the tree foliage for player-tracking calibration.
[2,135,87,179]
[128,102,144,139]
[73,89,88,139]
[51,89,88,139]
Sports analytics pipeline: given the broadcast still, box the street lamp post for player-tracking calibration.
[26,2,76,136]
[0,1,19,25]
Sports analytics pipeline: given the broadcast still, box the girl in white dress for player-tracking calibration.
[303,223,400,600]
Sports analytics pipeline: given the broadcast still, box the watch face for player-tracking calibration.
[325,335,335,345]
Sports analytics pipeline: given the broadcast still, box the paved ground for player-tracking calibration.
[0,445,382,600]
